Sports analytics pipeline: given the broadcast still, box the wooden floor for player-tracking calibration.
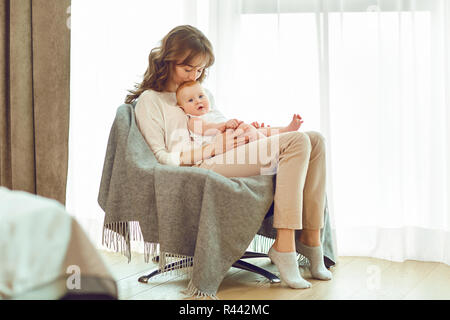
[99,250,450,300]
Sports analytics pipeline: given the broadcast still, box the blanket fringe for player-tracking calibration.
[103,221,153,263]
[102,222,309,291]
[183,280,219,300]
[154,252,194,279]
[143,242,159,263]
[102,221,132,262]
[251,234,275,254]
[102,221,194,278]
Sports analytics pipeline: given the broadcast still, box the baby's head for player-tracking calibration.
[176,81,210,116]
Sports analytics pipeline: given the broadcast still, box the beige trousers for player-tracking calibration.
[193,131,326,230]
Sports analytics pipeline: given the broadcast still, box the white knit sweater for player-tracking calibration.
[135,88,227,166]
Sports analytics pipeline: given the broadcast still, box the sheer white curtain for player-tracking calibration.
[329,0,450,264]
[67,0,198,247]
[215,0,450,264]
[317,0,450,264]
[68,0,450,265]
[67,0,216,248]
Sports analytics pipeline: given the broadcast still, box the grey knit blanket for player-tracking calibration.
[97,104,336,298]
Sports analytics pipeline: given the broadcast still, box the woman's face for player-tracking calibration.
[171,54,206,88]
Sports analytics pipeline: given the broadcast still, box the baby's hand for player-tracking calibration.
[251,121,270,129]
[225,119,242,129]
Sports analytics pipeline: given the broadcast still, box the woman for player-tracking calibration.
[127,25,332,289]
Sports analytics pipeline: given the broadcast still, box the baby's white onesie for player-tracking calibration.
[187,112,220,147]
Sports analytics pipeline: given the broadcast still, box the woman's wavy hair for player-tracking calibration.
[125,25,215,104]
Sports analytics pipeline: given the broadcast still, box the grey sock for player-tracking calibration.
[297,242,332,280]
[268,246,311,289]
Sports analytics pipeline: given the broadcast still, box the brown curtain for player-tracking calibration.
[0,0,71,205]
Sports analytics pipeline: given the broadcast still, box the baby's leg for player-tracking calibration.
[235,123,265,142]
[256,127,284,137]
[256,131,267,139]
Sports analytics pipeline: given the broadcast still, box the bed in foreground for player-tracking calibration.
[0,187,117,300]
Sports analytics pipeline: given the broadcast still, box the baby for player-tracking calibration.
[176,81,304,147]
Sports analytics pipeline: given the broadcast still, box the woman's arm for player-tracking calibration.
[179,142,215,166]
[135,92,184,166]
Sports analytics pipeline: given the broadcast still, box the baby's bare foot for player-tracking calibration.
[283,114,304,132]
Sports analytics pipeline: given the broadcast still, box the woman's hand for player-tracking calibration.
[234,123,261,142]
[234,122,252,135]
[225,118,243,129]
[210,129,250,157]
